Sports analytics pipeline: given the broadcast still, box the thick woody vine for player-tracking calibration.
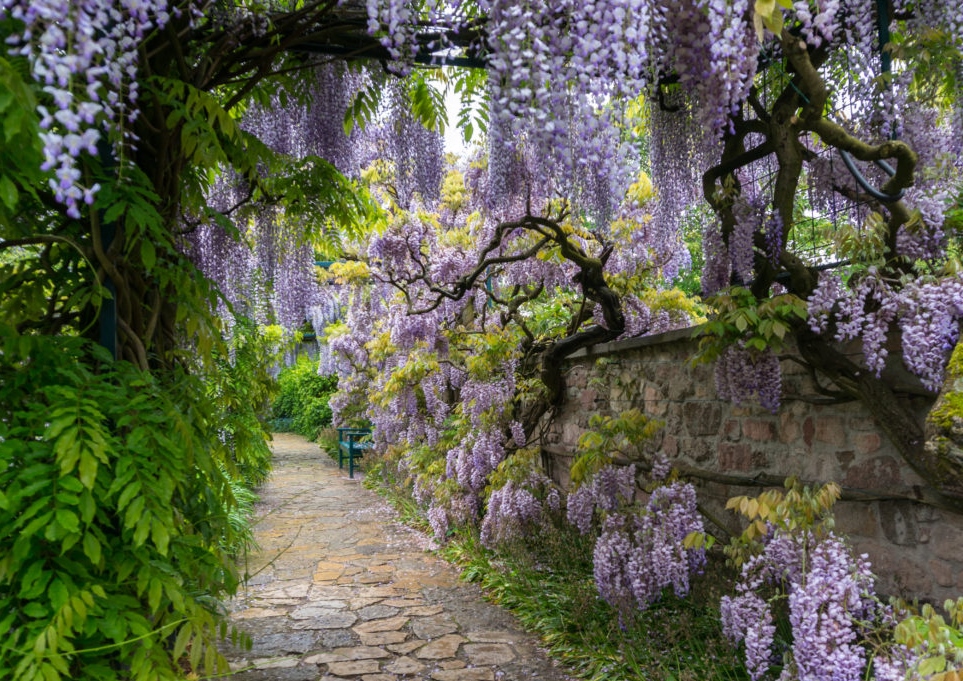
[701,28,963,508]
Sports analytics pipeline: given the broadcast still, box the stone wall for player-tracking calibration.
[541,327,963,603]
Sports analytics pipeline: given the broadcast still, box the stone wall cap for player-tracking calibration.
[567,324,702,358]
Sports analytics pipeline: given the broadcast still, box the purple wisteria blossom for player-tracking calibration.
[722,528,877,681]
[2,0,173,217]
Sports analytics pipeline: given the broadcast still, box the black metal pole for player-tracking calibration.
[96,139,118,359]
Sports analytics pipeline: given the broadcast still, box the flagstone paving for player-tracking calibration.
[220,432,573,681]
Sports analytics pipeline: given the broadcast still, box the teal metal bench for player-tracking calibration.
[336,427,372,478]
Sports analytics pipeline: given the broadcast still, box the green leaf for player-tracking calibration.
[172,623,193,662]
[118,481,142,511]
[82,532,102,565]
[48,578,69,610]
[919,656,948,676]
[55,508,80,534]
[0,174,18,210]
[78,490,95,524]
[103,200,127,224]
[133,514,151,546]
[78,451,98,489]
[148,578,163,612]
[151,519,170,555]
[140,240,156,270]
[22,601,48,618]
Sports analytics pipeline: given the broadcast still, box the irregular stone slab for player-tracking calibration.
[316,561,347,572]
[411,615,458,639]
[327,659,382,676]
[386,640,425,655]
[248,632,317,655]
[303,652,348,665]
[258,583,310,599]
[316,629,358,648]
[356,605,400,621]
[330,646,391,660]
[415,634,466,660]
[290,605,339,620]
[384,656,426,674]
[252,656,301,669]
[463,643,516,665]
[405,605,444,617]
[381,599,426,608]
[465,631,516,644]
[360,675,396,681]
[308,585,353,600]
[253,597,303,606]
[353,615,409,633]
[349,598,385,610]
[358,630,408,646]
[233,607,288,619]
[355,573,390,584]
[431,669,494,681]
[313,570,344,582]
[356,586,404,598]
[438,660,467,670]
[290,611,357,630]
[365,564,395,573]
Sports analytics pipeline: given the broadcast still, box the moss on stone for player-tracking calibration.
[928,341,963,432]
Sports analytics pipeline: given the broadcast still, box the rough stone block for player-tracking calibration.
[813,415,847,446]
[833,501,879,538]
[930,559,957,588]
[777,413,802,444]
[842,457,903,490]
[852,432,882,455]
[682,402,722,436]
[718,444,752,472]
[927,524,963,562]
[742,419,776,442]
[878,501,918,547]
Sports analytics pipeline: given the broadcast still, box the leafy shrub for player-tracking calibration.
[271,355,338,439]
[207,318,281,488]
[0,328,253,680]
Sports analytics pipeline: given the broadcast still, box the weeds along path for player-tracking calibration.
[220,432,573,681]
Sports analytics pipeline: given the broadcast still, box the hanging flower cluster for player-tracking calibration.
[1,0,174,217]
[480,473,561,548]
[721,529,877,681]
[808,271,963,392]
[566,464,706,618]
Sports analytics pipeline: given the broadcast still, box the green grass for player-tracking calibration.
[440,528,748,681]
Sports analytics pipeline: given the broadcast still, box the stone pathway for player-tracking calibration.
[220,432,573,681]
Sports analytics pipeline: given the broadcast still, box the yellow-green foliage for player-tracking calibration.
[570,408,665,486]
[724,478,840,567]
[696,286,808,363]
[486,447,543,495]
[893,598,963,681]
[440,168,468,215]
[323,259,370,284]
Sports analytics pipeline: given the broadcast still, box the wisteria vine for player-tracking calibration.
[1,0,174,217]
